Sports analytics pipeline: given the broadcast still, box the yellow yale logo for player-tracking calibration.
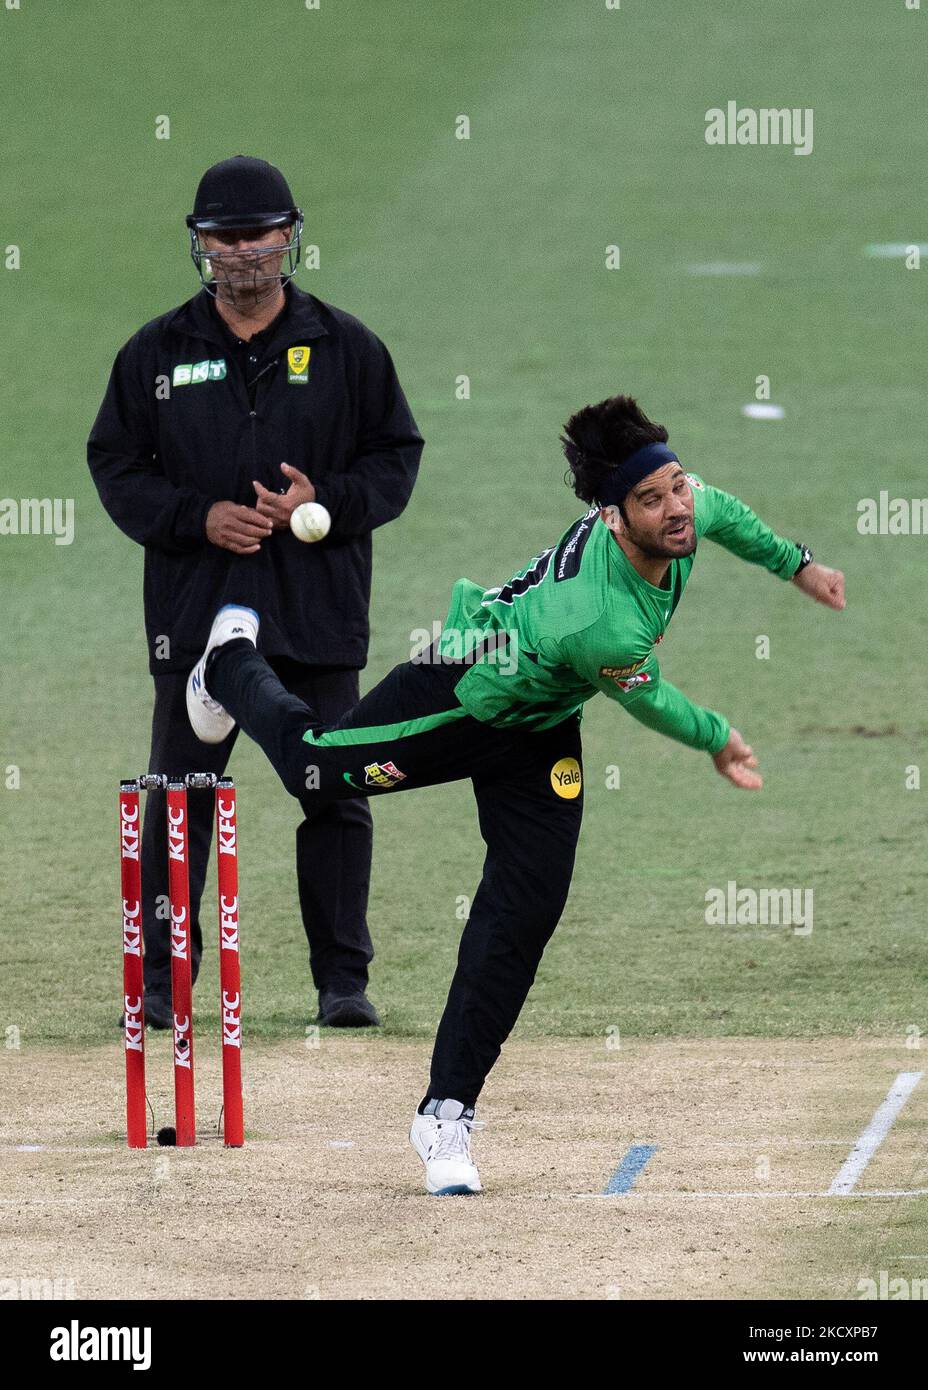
[287,346,311,383]
[550,757,582,799]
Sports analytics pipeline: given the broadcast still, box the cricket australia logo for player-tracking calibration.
[363,760,407,789]
[287,346,311,383]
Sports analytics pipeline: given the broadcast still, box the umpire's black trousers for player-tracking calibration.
[140,659,373,1001]
[208,640,584,1107]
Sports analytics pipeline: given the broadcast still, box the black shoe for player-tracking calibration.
[316,989,381,1028]
[117,993,173,1031]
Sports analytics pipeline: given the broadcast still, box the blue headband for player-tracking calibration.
[595,442,680,507]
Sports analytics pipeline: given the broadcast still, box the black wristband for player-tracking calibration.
[793,543,813,575]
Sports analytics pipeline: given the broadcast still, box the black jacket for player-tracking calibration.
[87,285,423,672]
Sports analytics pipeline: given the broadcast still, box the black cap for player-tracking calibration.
[186,156,298,230]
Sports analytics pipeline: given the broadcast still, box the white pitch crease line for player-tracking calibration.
[827,1072,923,1196]
[573,1189,928,1200]
[688,1189,928,1199]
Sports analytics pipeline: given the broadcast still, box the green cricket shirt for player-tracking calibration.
[439,473,803,754]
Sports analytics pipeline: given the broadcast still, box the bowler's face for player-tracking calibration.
[621,464,696,558]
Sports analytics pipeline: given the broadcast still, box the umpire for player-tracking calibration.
[89,155,423,1029]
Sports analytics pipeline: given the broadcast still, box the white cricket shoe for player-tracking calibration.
[186,605,260,744]
[409,1099,484,1196]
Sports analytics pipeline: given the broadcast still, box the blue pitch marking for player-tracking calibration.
[603,1144,658,1195]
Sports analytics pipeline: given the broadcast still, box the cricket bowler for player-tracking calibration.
[185,393,845,1195]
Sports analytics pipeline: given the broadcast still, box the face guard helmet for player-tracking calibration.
[186,156,303,305]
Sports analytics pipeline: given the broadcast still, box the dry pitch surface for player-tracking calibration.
[2,1038,925,1301]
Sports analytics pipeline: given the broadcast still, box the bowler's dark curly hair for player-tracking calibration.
[561,394,668,507]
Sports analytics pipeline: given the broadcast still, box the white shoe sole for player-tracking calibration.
[186,605,260,744]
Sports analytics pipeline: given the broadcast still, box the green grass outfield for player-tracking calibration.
[0,0,924,1048]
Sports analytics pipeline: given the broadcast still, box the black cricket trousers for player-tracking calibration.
[207,640,584,1107]
[140,660,373,1001]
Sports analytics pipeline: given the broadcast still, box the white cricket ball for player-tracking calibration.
[290,502,331,543]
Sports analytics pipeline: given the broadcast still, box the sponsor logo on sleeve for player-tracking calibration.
[685,472,704,490]
[287,346,311,383]
[599,659,645,680]
[615,672,652,693]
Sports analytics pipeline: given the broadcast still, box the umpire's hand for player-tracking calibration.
[253,463,316,529]
[206,501,274,554]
